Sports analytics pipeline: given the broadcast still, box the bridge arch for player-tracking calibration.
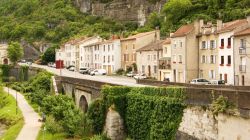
[79,95,88,112]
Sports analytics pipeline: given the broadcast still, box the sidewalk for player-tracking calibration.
[4,87,41,140]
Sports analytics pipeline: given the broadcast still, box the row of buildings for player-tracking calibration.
[56,16,250,86]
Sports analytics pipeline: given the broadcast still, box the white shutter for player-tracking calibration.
[214,56,217,64]
[213,71,216,79]
[214,40,217,49]
[207,41,210,49]
[209,70,212,79]
[201,56,203,63]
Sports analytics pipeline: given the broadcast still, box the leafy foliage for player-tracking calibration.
[210,95,236,115]
[41,46,56,64]
[7,42,23,65]
[87,86,186,140]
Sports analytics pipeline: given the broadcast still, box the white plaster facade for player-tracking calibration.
[99,40,121,74]
[218,32,234,85]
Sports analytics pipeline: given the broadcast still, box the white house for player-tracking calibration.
[99,39,121,74]
[79,36,102,70]
[217,19,248,85]
[0,43,9,65]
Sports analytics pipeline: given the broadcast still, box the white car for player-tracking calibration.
[190,78,210,85]
[126,71,136,77]
[208,80,225,85]
[69,66,75,71]
[134,74,147,80]
[79,68,88,74]
[90,69,107,76]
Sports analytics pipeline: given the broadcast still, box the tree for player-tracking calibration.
[7,41,24,65]
[41,47,55,64]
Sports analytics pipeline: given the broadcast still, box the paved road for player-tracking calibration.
[4,87,41,140]
[30,64,145,87]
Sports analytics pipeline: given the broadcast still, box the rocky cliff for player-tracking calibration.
[74,0,167,26]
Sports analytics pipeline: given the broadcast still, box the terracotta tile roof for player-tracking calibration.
[218,19,248,33]
[136,40,165,52]
[163,38,171,45]
[171,24,194,38]
[121,31,157,41]
[234,28,250,37]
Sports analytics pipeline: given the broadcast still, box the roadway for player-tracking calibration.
[30,64,146,87]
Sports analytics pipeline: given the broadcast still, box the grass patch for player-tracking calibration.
[0,87,24,140]
[36,127,67,140]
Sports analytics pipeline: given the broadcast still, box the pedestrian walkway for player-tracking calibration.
[4,87,41,140]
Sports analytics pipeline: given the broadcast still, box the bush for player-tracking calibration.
[115,68,124,75]
[87,86,186,140]
[45,116,63,134]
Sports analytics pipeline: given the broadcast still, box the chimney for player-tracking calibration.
[217,20,223,30]
[247,16,250,25]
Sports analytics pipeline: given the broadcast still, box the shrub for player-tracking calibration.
[115,68,124,75]
[87,86,186,140]
[45,116,63,134]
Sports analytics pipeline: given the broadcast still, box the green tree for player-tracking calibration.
[7,42,24,65]
[41,47,56,64]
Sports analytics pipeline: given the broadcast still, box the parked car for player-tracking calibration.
[134,74,147,80]
[69,66,75,71]
[190,78,210,85]
[90,69,107,76]
[20,59,26,63]
[66,65,74,69]
[87,68,95,75]
[79,67,88,74]
[48,62,53,67]
[208,80,225,85]
[126,71,136,77]
[51,63,56,68]
[26,61,32,66]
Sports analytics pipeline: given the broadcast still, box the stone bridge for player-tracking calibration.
[54,76,250,140]
[55,76,118,112]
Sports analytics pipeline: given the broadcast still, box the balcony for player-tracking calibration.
[159,58,171,69]
[239,47,246,55]
[239,65,246,73]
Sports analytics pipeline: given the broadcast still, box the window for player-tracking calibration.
[224,74,228,83]
[165,47,168,54]
[108,45,110,52]
[220,74,222,80]
[180,41,183,47]
[228,38,231,47]
[210,40,215,49]
[154,55,157,61]
[179,55,182,63]
[112,44,114,50]
[112,55,114,62]
[228,55,231,65]
[148,55,150,61]
[108,56,110,63]
[154,65,157,73]
[240,39,246,48]
[210,55,216,64]
[133,53,136,61]
[173,55,176,63]
[173,44,176,49]
[142,65,145,73]
[202,55,206,63]
[209,70,215,79]
[202,41,206,49]
[221,56,224,65]
[103,56,106,63]
[133,44,135,49]
[221,39,224,47]
[126,45,128,50]
[104,45,105,51]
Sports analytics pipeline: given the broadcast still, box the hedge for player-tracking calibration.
[87,86,186,140]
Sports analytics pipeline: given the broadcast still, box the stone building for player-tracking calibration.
[136,40,164,79]
[197,20,219,81]
[171,22,200,83]
[121,30,160,71]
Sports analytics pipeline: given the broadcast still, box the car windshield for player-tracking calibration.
[197,79,209,82]
[80,68,87,70]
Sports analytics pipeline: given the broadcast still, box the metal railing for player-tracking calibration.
[239,47,246,55]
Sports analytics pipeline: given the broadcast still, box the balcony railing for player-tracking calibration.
[239,65,246,73]
[239,47,246,55]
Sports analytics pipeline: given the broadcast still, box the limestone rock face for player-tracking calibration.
[74,0,167,26]
[104,108,125,140]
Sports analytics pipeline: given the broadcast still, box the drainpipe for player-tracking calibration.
[185,36,188,83]
[232,35,236,85]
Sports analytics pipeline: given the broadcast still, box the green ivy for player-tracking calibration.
[87,86,186,140]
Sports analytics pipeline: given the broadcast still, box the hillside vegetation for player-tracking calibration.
[0,0,249,46]
[147,0,250,35]
[0,0,138,46]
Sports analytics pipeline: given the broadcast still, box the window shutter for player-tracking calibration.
[207,41,210,49]
[214,40,217,48]
[213,71,216,79]
[209,70,211,79]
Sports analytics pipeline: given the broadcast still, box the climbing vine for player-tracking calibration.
[87,86,186,139]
